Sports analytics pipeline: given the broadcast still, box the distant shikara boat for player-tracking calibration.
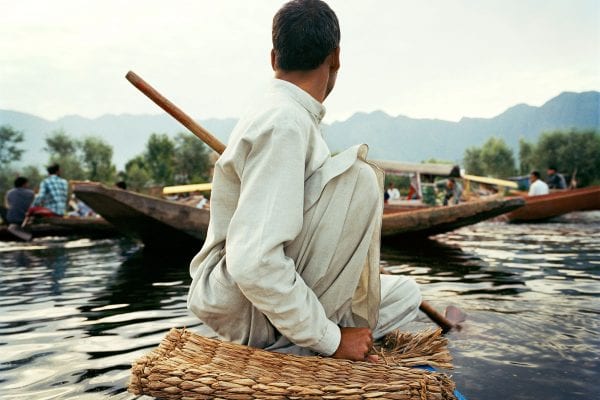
[382,197,524,240]
[503,186,600,222]
[0,217,119,242]
[74,182,210,249]
[73,182,524,248]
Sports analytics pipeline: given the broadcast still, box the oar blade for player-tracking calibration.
[445,305,467,324]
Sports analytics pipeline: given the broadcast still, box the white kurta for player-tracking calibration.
[188,79,420,356]
[529,179,549,196]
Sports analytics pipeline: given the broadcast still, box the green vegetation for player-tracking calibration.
[0,125,24,165]
[174,132,211,184]
[464,129,600,186]
[0,125,41,201]
[463,137,516,178]
[121,132,211,190]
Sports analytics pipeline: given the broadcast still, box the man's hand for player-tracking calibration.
[331,327,375,361]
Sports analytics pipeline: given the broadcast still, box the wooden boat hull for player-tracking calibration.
[504,186,600,222]
[74,182,210,249]
[0,217,119,241]
[75,182,524,248]
[382,197,525,239]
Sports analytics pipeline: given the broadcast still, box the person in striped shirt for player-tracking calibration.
[31,163,69,216]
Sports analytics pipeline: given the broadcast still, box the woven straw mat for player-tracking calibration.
[129,327,457,399]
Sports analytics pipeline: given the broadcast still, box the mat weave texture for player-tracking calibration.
[129,327,457,399]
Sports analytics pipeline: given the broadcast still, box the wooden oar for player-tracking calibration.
[125,71,225,154]
[125,70,464,333]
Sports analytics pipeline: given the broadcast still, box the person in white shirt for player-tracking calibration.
[187,0,421,362]
[386,182,401,201]
[528,170,550,196]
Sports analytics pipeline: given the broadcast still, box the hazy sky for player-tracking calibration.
[1,0,599,123]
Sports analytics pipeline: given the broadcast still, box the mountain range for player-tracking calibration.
[1,91,598,170]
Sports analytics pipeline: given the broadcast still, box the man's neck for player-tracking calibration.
[274,67,329,103]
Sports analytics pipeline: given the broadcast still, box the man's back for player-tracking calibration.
[6,187,34,224]
[547,173,567,189]
[35,175,69,215]
[529,179,549,196]
[189,78,336,352]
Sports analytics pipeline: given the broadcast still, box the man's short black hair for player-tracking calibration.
[272,0,340,71]
[531,170,541,179]
[548,165,557,171]
[47,163,60,175]
[14,177,28,188]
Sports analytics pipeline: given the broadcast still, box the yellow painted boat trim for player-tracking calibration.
[163,183,212,195]
[462,174,518,189]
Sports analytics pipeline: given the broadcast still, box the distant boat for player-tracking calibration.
[503,186,600,222]
[0,217,119,242]
[74,182,209,249]
[73,182,524,248]
[383,197,524,240]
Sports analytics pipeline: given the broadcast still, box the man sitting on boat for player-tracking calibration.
[443,178,463,206]
[386,182,401,201]
[28,163,69,218]
[187,0,421,361]
[546,166,567,190]
[4,177,34,226]
[528,170,550,196]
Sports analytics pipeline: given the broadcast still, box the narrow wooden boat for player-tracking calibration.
[382,197,525,240]
[74,182,209,249]
[74,182,524,248]
[0,217,119,241]
[503,186,600,222]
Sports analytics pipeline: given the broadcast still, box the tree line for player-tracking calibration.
[2,125,599,201]
[463,129,600,187]
[0,125,212,199]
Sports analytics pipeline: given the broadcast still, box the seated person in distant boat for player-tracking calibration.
[68,195,96,217]
[187,0,421,362]
[115,181,128,190]
[546,166,567,190]
[195,194,208,209]
[4,177,35,225]
[528,170,549,196]
[386,182,400,201]
[29,163,69,217]
[407,175,420,200]
[443,178,462,206]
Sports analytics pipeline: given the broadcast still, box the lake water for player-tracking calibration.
[1,211,598,400]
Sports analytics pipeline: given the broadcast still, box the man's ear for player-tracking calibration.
[330,47,341,72]
[271,49,277,71]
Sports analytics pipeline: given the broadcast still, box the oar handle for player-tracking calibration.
[125,70,226,155]
[419,301,455,333]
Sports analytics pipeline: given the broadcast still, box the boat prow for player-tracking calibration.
[382,197,525,239]
[73,182,210,249]
[504,186,600,222]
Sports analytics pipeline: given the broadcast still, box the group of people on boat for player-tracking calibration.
[3,163,69,227]
[384,177,463,206]
[2,163,109,229]
[528,166,568,196]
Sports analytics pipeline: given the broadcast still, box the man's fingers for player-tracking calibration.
[366,354,380,363]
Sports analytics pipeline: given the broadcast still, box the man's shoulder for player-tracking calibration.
[234,101,313,144]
